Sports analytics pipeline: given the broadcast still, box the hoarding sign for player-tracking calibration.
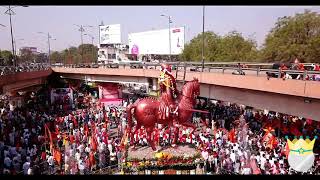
[100,24,121,44]
[128,27,185,55]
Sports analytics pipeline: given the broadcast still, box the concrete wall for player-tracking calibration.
[199,84,320,120]
[0,69,52,87]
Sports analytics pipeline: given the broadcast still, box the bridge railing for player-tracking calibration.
[52,62,320,81]
[0,63,50,76]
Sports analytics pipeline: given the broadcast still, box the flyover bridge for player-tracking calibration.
[52,62,320,120]
[1,62,319,120]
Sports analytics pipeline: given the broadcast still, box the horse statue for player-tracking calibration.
[125,78,201,151]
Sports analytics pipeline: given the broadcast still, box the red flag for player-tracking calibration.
[84,124,89,137]
[228,129,236,143]
[44,124,54,152]
[91,136,97,152]
[53,148,62,165]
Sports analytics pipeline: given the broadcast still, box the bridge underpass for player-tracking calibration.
[0,69,52,94]
[57,70,320,120]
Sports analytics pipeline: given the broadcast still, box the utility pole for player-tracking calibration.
[84,33,95,63]
[201,6,205,72]
[161,14,173,62]
[4,5,28,67]
[5,6,16,67]
[168,16,172,61]
[38,32,56,65]
[74,24,93,64]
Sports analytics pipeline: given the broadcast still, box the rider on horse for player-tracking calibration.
[158,64,178,119]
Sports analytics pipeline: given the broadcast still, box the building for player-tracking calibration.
[19,47,40,56]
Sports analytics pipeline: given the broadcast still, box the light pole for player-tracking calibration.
[84,33,95,63]
[74,24,93,63]
[38,32,56,65]
[161,14,173,62]
[3,5,28,67]
[201,6,205,72]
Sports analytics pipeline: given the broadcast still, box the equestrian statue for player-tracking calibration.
[125,63,208,151]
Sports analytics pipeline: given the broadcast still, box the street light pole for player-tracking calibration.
[48,33,51,65]
[168,16,172,61]
[201,6,205,72]
[84,33,95,63]
[74,24,93,63]
[161,14,173,62]
[38,32,55,65]
[6,6,16,66]
[4,5,28,67]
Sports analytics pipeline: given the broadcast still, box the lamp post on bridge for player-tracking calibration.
[84,33,95,63]
[201,5,205,72]
[161,14,173,62]
[74,24,93,63]
[38,32,56,65]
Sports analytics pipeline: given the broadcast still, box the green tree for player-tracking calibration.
[260,10,320,63]
[78,44,98,64]
[50,51,62,64]
[18,48,36,64]
[180,31,258,62]
[216,31,258,62]
[180,31,221,62]
[0,50,13,65]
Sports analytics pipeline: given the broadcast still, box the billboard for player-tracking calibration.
[100,24,121,44]
[128,27,185,55]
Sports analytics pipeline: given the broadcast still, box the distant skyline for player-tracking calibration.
[0,6,319,53]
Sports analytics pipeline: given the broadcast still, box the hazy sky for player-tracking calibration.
[0,6,319,53]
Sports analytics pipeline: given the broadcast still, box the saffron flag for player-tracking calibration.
[228,129,236,143]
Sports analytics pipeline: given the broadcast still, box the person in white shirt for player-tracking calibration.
[201,150,209,161]
[22,160,30,175]
[75,150,81,162]
[260,154,266,171]
[4,156,12,169]
[27,167,33,175]
[47,154,54,174]
[230,150,236,163]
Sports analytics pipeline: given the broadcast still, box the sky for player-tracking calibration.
[0,6,320,53]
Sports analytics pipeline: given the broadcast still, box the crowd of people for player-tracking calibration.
[0,63,50,76]
[191,100,320,174]
[0,85,319,175]
[0,87,129,175]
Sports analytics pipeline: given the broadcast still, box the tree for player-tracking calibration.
[0,50,13,66]
[50,51,62,64]
[180,31,258,62]
[18,48,36,64]
[180,31,221,62]
[215,31,258,62]
[260,10,320,63]
[35,53,48,63]
[78,44,98,64]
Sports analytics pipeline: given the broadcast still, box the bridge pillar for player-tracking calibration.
[152,78,157,91]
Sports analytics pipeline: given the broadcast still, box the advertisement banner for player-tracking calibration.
[100,24,121,44]
[128,27,185,55]
[98,83,120,99]
[50,88,73,105]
